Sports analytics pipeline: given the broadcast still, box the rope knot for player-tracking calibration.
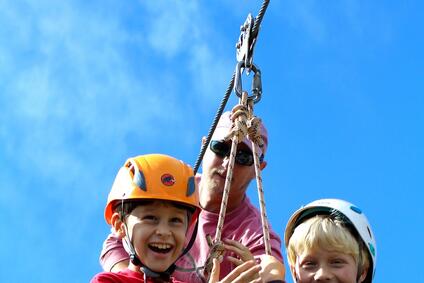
[203,235,226,280]
[247,116,264,150]
[224,106,249,143]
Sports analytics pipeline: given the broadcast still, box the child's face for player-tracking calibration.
[292,247,365,283]
[125,201,189,272]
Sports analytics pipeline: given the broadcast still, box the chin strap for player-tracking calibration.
[123,228,173,282]
[124,216,199,281]
[140,265,173,282]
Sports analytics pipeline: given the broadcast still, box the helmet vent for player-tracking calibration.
[186,177,195,196]
[131,164,146,191]
[125,160,146,191]
[368,242,376,257]
[350,205,362,214]
[125,162,137,178]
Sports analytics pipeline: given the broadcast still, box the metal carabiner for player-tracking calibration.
[234,61,262,104]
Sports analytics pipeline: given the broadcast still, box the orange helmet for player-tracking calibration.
[105,154,200,227]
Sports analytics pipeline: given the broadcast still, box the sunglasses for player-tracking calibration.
[209,140,264,166]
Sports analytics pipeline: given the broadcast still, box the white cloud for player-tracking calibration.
[277,0,327,42]
[0,1,166,188]
[0,0,238,207]
[143,1,199,58]
[188,42,232,103]
[140,1,233,102]
[273,0,392,45]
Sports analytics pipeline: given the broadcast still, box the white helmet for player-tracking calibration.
[285,199,377,283]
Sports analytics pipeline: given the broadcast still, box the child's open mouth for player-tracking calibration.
[148,243,173,254]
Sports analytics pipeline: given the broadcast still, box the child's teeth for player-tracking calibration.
[152,243,170,249]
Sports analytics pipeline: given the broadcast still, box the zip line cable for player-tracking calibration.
[193,0,270,175]
[190,1,273,281]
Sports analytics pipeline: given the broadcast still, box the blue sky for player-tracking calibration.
[1,1,423,282]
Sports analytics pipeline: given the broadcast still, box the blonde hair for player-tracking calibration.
[287,215,369,273]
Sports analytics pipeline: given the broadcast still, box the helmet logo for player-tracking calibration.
[161,174,175,186]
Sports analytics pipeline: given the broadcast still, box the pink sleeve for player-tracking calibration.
[99,232,130,271]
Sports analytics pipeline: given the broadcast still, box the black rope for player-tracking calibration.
[193,72,235,174]
[192,0,270,175]
[252,0,270,36]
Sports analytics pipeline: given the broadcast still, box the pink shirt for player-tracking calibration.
[100,196,282,282]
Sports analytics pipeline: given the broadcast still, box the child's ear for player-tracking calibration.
[358,266,369,283]
[111,212,126,238]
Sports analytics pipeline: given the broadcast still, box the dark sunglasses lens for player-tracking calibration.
[210,141,229,157]
[211,140,257,166]
[235,150,254,166]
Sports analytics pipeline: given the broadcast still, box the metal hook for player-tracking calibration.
[234,61,262,104]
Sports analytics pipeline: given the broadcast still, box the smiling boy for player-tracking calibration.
[284,199,377,283]
[91,154,201,282]
[91,154,264,283]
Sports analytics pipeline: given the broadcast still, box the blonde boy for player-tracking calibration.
[285,199,377,283]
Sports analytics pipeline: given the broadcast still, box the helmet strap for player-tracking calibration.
[181,218,199,258]
[119,199,143,267]
[123,223,172,281]
[120,199,199,281]
[139,216,200,281]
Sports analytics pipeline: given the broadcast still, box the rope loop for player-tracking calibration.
[203,235,225,281]
[247,116,264,149]
[224,104,249,143]
[195,1,273,277]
